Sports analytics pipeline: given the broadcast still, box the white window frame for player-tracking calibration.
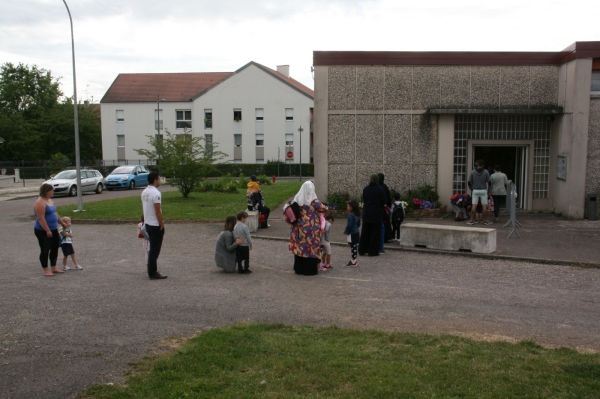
[204,109,212,129]
[285,133,294,146]
[116,110,124,122]
[255,134,264,147]
[117,134,125,147]
[285,108,293,121]
[176,110,192,129]
[234,134,242,147]
[233,109,242,122]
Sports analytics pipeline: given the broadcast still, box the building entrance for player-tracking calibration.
[473,145,527,209]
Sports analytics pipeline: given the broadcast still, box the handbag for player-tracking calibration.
[346,234,352,243]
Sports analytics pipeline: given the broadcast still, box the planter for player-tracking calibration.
[405,206,448,219]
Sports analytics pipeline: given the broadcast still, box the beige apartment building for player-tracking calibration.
[313,41,600,219]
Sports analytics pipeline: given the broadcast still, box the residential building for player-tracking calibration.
[100,62,314,166]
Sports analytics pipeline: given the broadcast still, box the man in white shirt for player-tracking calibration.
[141,172,167,279]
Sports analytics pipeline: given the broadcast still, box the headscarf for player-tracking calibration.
[294,181,318,207]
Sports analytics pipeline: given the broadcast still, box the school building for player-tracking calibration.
[313,41,600,219]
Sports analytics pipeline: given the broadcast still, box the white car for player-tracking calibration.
[44,168,105,197]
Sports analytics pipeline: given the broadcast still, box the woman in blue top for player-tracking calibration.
[34,183,66,276]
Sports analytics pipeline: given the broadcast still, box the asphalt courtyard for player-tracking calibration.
[1,188,600,398]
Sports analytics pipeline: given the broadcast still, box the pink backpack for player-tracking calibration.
[319,212,327,232]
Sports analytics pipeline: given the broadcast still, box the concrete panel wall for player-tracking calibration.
[586,97,600,196]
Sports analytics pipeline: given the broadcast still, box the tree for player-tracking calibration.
[134,130,228,198]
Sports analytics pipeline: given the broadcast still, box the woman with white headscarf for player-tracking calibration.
[289,181,328,276]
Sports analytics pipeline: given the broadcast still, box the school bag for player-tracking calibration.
[283,201,301,225]
[450,193,461,204]
[391,204,405,225]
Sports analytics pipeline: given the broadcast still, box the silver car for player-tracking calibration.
[44,168,105,197]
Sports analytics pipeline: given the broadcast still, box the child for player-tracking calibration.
[233,211,253,274]
[137,215,150,264]
[391,193,405,241]
[343,200,361,267]
[319,214,334,271]
[59,217,83,270]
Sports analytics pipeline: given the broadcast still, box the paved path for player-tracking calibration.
[1,194,600,398]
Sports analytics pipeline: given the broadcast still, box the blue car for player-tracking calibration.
[104,165,150,190]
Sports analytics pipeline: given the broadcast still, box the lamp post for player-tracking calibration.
[277,147,280,177]
[156,97,166,174]
[62,0,83,212]
[298,125,303,182]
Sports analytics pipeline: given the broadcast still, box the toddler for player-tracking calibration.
[59,217,83,270]
[343,200,361,267]
[319,214,334,271]
[233,211,253,274]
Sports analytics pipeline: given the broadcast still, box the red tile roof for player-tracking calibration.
[101,72,233,103]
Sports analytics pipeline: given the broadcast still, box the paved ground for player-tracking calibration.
[1,183,600,398]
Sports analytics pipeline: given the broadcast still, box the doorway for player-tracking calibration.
[473,145,528,209]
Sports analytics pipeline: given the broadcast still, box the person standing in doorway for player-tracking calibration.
[490,165,510,222]
[141,172,167,280]
[467,160,492,226]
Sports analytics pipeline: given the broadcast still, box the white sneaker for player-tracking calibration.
[75,265,83,270]
[63,266,71,271]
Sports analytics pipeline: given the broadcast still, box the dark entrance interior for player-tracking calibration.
[473,146,526,209]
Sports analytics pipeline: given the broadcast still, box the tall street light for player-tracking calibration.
[62,0,83,212]
[298,125,304,182]
[156,97,166,174]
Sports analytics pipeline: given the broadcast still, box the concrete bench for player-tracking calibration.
[244,210,259,233]
[400,223,496,254]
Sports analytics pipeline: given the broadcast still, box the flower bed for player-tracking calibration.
[405,206,448,219]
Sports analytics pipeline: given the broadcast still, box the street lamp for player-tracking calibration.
[156,97,166,174]
[62,0,83,212]
[298,125,304,182]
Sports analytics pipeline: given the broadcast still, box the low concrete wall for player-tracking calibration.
[400,223,497,254]
[0,175,16,188]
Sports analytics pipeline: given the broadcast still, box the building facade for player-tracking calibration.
[101,62,314,166]
[313,41,600,219]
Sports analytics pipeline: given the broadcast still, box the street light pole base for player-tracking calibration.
[73,209,86,213]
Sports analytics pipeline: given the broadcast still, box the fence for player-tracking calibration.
[0,160,314,180]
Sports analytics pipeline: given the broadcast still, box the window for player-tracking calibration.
[116,110,124,122]
[155,109,163,130]
[285,133,294,146]
[177,134,192,143]
[176,110,192,129]
[234,134,242,147]
[256,134,264,146]
[117,135,125,147]
[255,108,264,121]
[234,109,242,122]
[285,108,293,120]
[592,71,600,92]
[204,109,212,129]
[205,134,213,153]
[255,108,264,135]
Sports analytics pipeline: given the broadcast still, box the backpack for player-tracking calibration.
[450,193,461,204]
[283,201,301,225]
[392,204,405,224]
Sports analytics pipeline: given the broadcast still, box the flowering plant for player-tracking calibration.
[412,198,423,207]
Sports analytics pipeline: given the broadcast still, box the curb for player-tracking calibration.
[252,234,600,269]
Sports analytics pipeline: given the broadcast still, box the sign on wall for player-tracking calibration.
[557,155,567,180]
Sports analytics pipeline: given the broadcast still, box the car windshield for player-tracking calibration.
[54,171,76,179]
[111,166,134,174]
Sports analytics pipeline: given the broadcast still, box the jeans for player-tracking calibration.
[145,225,164,277]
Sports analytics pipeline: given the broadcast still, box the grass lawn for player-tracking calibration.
[84,324,600,398]
[57,181,302,221]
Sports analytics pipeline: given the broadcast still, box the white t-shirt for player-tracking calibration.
[141,185,161,226]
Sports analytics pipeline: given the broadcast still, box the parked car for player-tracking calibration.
[104,165,150,190]
[44,168,105,197]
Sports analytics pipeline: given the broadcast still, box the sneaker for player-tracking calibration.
[267,224,271,227]
[346,260,357,267]
[149,273,167,280]
[484,221,493,225]
[244,269,253,274]
[318,266,328,272]
[75,265,83,270]
[62,266,71,271]
[380,250,386,254]
[466,221,475,225]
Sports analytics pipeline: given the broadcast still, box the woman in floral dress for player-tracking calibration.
[289,181,328,276]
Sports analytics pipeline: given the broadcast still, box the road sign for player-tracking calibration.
[286,151,293,159]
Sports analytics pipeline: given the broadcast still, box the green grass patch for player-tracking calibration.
[58,182,302,221]
[84,324,600,398]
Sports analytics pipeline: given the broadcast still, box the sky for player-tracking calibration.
[1,0,599,103]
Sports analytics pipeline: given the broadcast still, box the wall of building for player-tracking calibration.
[316,65,560,201]
[193,64,314,164]
[586,96,600,196]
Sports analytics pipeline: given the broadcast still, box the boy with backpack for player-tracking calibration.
[451,193,471,221]
[391,193,405,242]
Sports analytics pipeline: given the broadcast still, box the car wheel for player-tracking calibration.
[95,183,103,194]
[68,185,77,197]
[128,180,135,190]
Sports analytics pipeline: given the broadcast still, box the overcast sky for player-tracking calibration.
[1,0,598,103]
